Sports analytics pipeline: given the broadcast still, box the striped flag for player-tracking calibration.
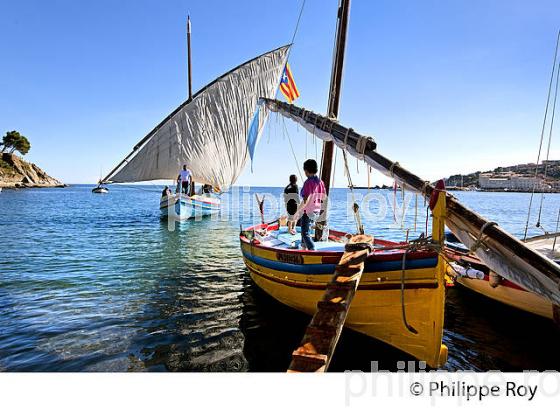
[279,63,300,103]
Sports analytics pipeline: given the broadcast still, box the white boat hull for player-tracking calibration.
[160,194,220,220]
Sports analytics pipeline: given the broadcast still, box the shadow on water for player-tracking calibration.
[443,286,560,371]
[124,217,249,372]
[238,276,421,372]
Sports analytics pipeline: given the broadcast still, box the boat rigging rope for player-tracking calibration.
[414,193,418,232]
[341,148,364,234]
[314,123,318,161]
[113,184,163,193]
[281,118,304,181]
[340,131,364,234]
[400,185,406,229]
[389,162,401,223]
[331,146,338,189]
[553,208,560,251]
[470,221,498,253]
[289,0,306,46]
[536,60,560,229]
[523,30,560,240]
[399,230,426,335]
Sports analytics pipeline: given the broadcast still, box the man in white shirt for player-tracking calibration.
[178,165,192,195]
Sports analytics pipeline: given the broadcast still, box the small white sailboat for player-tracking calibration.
[91,185,109,194]
[92,168,109,194]
[100,16,289,220]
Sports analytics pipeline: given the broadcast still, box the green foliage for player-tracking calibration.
[14,136,31,155]
[0,131,31,156]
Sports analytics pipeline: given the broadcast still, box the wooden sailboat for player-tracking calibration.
[445,232,559,321]
[240,0,449,368]
[100,17,290,219]
[239,0,560,369]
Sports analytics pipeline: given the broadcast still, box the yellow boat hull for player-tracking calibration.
[240,239,448,368]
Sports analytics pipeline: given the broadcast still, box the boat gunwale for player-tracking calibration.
[159,195,220,208]
[240,222,439,260]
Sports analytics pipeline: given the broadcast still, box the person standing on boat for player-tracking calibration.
[295,159,326,250]
[178,165,193,196]
[284,174,300,235]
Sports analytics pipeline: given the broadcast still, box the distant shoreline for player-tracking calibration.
[0,182,67,189]
[0,153,64,189]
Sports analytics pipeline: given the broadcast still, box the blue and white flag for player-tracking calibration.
[247,100,265,172]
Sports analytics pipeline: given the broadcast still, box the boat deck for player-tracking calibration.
[255,226,346,251]
[251,225,412,257]
[525,235,560,261]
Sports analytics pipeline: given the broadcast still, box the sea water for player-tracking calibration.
[0,185,559,371]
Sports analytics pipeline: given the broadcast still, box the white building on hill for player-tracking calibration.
[478,172,551,191]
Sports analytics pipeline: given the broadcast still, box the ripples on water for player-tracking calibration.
[1,185,559,371]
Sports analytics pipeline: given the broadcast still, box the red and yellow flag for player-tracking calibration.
[279,63,300,103]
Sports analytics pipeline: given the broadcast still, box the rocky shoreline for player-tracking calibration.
[0,153,65,189]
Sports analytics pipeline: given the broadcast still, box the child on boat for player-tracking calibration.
[295,159,326,251]
[283,174,300,235]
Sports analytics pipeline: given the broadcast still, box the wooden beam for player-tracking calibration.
[187,15,193,101]
[320,0,351,193]
[288,234,373,372]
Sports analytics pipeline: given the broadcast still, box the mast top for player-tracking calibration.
[326,0,350,120]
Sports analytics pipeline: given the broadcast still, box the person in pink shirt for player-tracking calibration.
[295,159,326,250]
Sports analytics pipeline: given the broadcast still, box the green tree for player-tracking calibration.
[1,131,21,153]
[14,135,31,155]
[0,131,31,156]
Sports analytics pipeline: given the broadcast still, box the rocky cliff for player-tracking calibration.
[0,153,65,188]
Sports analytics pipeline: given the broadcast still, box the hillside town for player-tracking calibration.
[445,160,560,192]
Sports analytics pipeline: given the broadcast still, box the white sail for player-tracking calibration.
[103,45,290,189]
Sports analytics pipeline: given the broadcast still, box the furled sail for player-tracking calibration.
[102,45,290,189]
[262,97,560,306]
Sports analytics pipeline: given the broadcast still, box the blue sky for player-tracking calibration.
[0,0,559,186]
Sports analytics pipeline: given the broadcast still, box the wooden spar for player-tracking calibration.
[261,97,560,304]
[187,15,195,194]
[187,15,193,101]
[320,0,351,195]
[288,235,373,372]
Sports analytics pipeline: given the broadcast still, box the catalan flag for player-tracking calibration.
[279,63,300,103]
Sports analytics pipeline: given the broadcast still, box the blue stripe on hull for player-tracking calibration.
[241,248,438,275]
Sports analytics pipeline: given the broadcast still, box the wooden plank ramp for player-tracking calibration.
[287,234,374,372]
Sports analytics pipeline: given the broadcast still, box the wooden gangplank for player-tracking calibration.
[288,234,374,372]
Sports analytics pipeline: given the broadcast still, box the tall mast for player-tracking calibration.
[320,0,350,193]
[187,15,195,195]
[187,15,193,101]
[316,0,350,238]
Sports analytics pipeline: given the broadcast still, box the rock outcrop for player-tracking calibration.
[0,153,65,188]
